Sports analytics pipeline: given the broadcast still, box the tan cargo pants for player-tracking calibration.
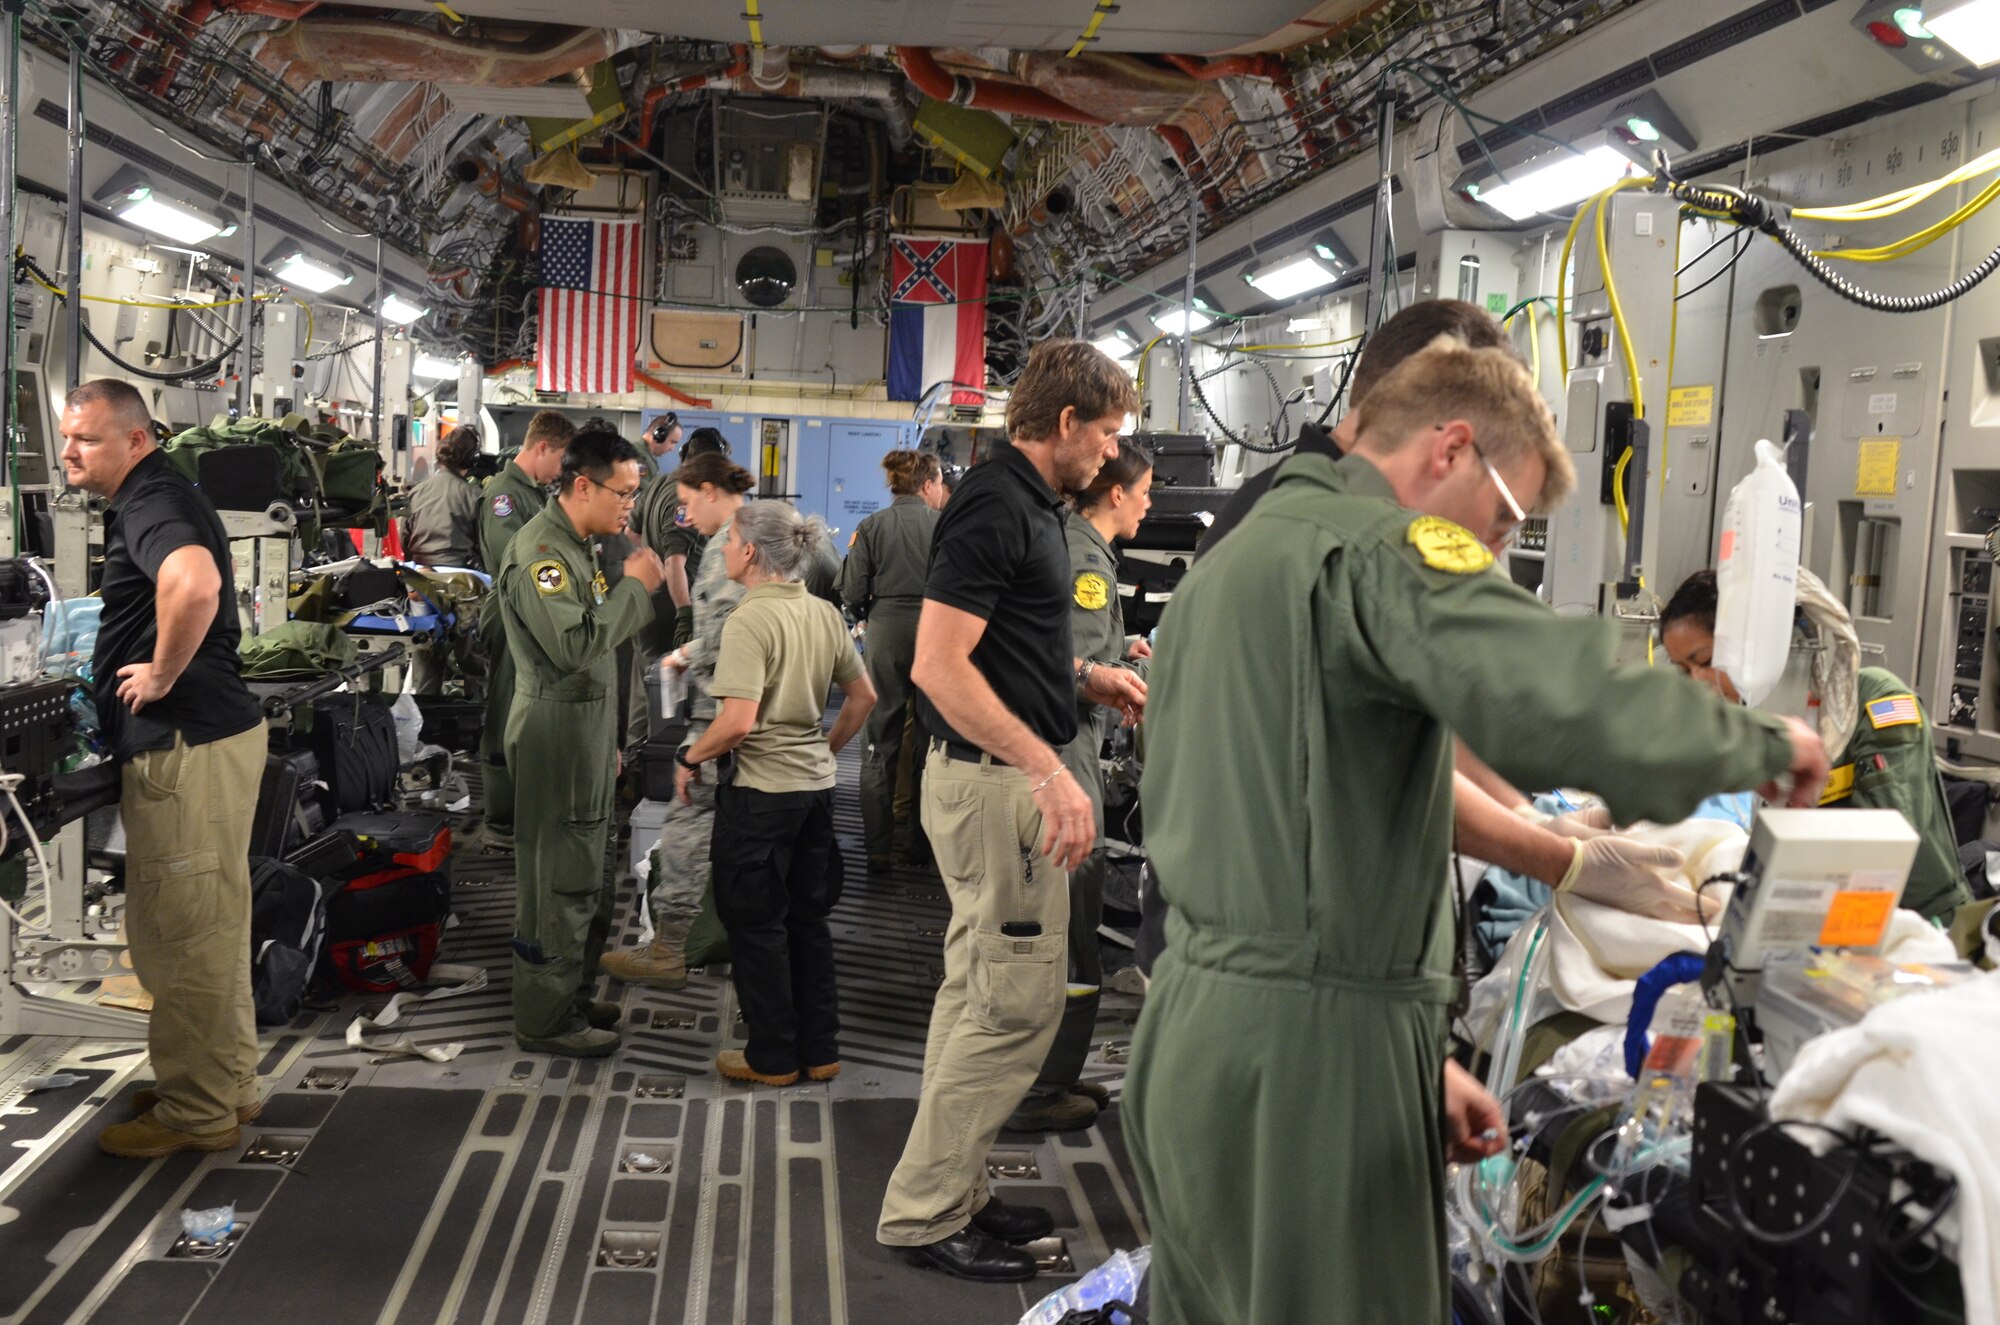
[877,743,1069,1246]
[120,723,268,1133]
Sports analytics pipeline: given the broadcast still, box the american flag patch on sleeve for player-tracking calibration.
[1866,694,1921,729]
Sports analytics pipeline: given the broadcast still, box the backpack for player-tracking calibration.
[305,691,400,815]
[317,814,454,993]
[250,856,327,1026]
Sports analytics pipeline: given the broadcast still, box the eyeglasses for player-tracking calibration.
[1469,439,1527,545]
[586,474,641,505]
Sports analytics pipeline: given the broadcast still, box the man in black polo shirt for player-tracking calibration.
[60,380,268,1159]
[877,341,1147,1282]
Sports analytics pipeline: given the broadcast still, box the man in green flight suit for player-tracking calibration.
[495,423,664,1055]
[475,410,574,855]
[1131,339,1830,1324]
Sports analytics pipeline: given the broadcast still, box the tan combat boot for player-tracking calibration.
[599,923,690,989]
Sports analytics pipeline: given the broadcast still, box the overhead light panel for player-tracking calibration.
[1152,304,1213,336]
[95,167,232,245]
[1310,231,1359,270]
[1926,0,2000,64]
[1092,333,1138,360]
[269,248,355,294]
[1475,143,1640,221]
[1243,255,1341,300]
[380,293,429,325]
[412,354,458,381]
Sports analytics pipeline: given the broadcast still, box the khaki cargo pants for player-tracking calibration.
[120,724,268,1134]
[877,743,1068,1246]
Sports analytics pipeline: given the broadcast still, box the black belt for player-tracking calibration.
[933,738,1006,768]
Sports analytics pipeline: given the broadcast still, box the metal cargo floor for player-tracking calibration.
[0,740,1148,1324]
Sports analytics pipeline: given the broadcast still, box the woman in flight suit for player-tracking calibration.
[838,450,946,871]
[1011,437,1155,1132]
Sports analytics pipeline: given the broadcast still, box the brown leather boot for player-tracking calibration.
[130,1088,262,1124]
[598,923,690,989]
[100,1112,240,1158]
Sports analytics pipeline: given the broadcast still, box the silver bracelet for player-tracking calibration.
[1032,766,1069,794]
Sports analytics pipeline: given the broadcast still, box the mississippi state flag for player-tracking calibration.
[537,216,642,394]
[888,235,988,405]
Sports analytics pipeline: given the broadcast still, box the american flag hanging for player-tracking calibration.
[536,216,643,394]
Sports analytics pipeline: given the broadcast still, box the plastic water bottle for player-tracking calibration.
[1019,1246,1151,1325]
[179,1203,235,1244]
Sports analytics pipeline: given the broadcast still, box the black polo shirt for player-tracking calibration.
[917,440,1077,751]
[94,449,263,761]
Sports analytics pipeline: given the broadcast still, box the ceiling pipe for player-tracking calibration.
[214,0,319,19]
[147,0,215,95]
[1162,53,1279,81]
[749,44,792,91]
[455,158,536,216]
[894,46,1106,127]
[255,20,638,86]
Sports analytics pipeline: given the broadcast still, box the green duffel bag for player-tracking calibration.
[163,420,320,502]
[316,442,384,507]
[239,620,357,679]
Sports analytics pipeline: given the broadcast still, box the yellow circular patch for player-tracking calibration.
[1406,516,1494,575]
[531,560,568,596]
[1074,572,1110,611]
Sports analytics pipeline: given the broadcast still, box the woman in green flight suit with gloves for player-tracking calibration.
[1660,568,1970,924]
[1010,437,1155,1133]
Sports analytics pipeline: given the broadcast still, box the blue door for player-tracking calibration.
[814,423,902,543]
[638,409,755,474]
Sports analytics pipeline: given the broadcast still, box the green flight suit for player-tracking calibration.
[1130,453,1796,1325]
[1028,514,1147,1105]
[476,462,546,830]
[839,495,939,860]
[496,499,653,1038]
[1827,667,1969,922]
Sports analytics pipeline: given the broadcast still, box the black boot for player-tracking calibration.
[971,1195,1055,1244]
[902,1226,1037,1282]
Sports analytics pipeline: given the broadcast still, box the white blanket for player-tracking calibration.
[1769,969,2000,1324]
[1467,818,1957,1047]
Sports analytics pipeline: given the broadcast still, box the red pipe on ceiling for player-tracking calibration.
[894,46,1106,127]
[213,0,319,18]
[1157,123,1224,215]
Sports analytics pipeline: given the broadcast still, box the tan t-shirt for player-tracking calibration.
[710,580,864,793]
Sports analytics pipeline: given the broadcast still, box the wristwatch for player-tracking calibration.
[1076,659,1096,693]
[675,747,702,771]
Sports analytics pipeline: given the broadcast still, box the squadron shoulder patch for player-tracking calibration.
[1865,693,1921,729]
[531,560,567,596]
[674,507,691,528]
[1406,516,1494,575]
[492,493,514,519]
[1074,572,1110,611]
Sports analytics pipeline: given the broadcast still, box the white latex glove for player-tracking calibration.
[1558,836,1712,924]
[1509,800,1616,838]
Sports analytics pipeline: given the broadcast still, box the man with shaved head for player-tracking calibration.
[60,379,267,1159]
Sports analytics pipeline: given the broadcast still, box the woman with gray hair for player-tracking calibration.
[677,501,877,1085]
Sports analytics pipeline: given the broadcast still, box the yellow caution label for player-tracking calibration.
[1666,385,1714,428]
[1074,572,1110,610]
[1407,516,1494,575]
[1856,438,1899,497]
[1818,762,1855,805]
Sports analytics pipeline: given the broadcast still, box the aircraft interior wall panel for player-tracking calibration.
[1708,94,1977,688]
[1921,92,2000,760]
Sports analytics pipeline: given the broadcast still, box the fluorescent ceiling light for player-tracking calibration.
[96,168,232,245]
[1092,334,1138,360]
[1892,5,1933,35]
[380,293,429,325]
[1477,143,1641,221]
[1927,0,2000,64]
[412,354,458,381]
[270,249,354,294]
[1152,306,1213,336]
[1244,255,1340,300]
[1287,316,1330,334]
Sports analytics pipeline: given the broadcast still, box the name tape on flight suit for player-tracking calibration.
[1406,516,1493,574]
[1074,572,1110,610]
[531,560,568,595]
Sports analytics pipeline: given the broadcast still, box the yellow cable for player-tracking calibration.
[1793,145,2000,222]
[293,297,315,357]
[1594,178,1649,422]
[428,0,466,20]
[24,264,276,310]
[743,0,764,49]
[1067,1,1118,58]
[1135,333,1165,401]
[1813,175,2000,263]
[1663,259,1679,499]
